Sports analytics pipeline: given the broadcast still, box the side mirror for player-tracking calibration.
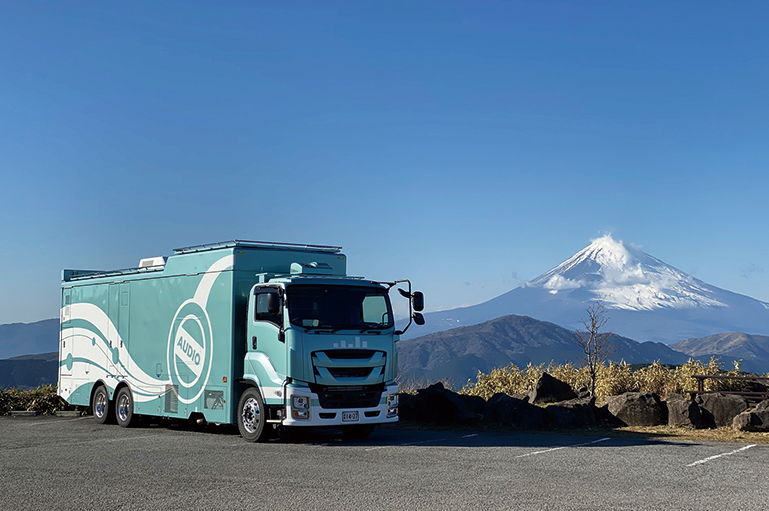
[412,291,424,312]
[266,293,280,314]
[413,312,425,326]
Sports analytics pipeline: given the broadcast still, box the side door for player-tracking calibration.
[60,288,73,378]
[246,286,286,379]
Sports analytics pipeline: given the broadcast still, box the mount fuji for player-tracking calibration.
[408,235,769,344]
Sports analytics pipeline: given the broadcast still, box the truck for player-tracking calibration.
[58,240,424,441]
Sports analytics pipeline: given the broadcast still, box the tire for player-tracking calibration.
[237,387,267,442]
[342,425,375,439]
[92,385,114,424]
[115,387,135,428]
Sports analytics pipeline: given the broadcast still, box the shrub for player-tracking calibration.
[0,385,75,416]
[460,357,751,400]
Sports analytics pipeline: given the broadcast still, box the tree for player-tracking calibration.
[573,302,615,397]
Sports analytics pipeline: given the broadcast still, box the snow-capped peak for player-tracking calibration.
[527,235,727,311]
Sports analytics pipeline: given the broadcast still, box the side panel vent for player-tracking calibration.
[164,385,179,413]
[204,390,224,410]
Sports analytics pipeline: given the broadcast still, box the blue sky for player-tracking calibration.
[1,1,768,324]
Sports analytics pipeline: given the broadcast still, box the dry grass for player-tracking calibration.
[0,385,75,416]
[614,425,769,444]
[460,358,757,400]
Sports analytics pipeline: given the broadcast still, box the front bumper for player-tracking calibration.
[282,382,399,427]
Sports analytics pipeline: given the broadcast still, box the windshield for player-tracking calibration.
[287,284,394,330]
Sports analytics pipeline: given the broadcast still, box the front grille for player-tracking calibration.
[325,367,373,378]
[322,349,376,359]
[311,349,386,385]
[311,384,384,409]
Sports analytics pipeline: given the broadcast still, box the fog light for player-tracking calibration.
[292,409,310,419]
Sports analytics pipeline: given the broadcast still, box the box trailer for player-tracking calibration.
[58,240,424,441]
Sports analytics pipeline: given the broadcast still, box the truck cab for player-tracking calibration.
[239,264,422,441]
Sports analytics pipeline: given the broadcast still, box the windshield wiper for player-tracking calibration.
[302,324,341,333]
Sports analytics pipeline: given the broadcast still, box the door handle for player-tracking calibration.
[252,336,257,350]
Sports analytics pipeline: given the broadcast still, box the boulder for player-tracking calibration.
[398,382,482,425]
[666,394,703,429]
[528,373,578,404]
[755,400,769,412]
[696,393,749,428]
[482,393,545,430]
[605,392,665,426]
[543,397,603,429]
[732,409,769,432]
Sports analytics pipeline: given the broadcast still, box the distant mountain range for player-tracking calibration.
[671,333,769,373]
[405,235,769,344]
[0,319,59,360]
[0,352,58,390]
[397,314,685,385]
[1,318,767,390]
[397,314,763,386]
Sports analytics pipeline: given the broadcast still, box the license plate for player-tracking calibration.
[342,411,359,422]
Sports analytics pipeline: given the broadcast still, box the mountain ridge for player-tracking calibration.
[671,332,769,373]
[0,318,59,360]
[397,313,701,386]
[406,235,769,344]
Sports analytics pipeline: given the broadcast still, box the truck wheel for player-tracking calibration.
[115,387,135,428]
[343,425,375,439]
[238,387,266,442]
[92,385,114,424]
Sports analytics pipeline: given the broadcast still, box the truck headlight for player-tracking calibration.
[387,393,398,418]
[292,395,310,419]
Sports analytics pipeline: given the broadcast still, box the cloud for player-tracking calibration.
[543,274,583,291]
[741,264,765,279]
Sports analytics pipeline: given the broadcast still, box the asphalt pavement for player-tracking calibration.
[1,415,767,510]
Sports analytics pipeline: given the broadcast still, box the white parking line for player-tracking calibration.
[515,437,611,458]
[25,416,91,426]
[364,434,478,451]
[686,444,757,467]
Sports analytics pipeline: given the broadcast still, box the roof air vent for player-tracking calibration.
[139,256,167,269]
[290,262,333,275]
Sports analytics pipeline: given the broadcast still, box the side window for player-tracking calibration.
[362,294,390,325]
[255,291,282,326]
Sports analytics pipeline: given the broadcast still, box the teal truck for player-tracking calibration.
[58,240,424,441]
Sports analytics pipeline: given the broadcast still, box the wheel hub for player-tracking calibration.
[241,398,261,433]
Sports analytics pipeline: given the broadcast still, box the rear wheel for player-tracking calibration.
[115,387,135,428]
[238,387,267,442]
[92,385,114,424]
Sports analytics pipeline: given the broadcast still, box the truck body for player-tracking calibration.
[58,240,423,440]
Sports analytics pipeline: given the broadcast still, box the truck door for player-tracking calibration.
[247,287,286,378]
[60,289,73,377]
[119,283,130,373]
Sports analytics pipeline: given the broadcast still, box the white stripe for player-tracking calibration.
[687,444,757,467]
[24,417,91,426]
[193,254,235,307]
[515,437,611,458]
[364,434,476,451]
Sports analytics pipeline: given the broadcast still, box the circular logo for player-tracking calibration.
[166,299,214,405]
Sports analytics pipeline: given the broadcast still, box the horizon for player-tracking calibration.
[2,2,768,324]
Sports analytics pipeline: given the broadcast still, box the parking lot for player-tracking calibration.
[1,415,767,510]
